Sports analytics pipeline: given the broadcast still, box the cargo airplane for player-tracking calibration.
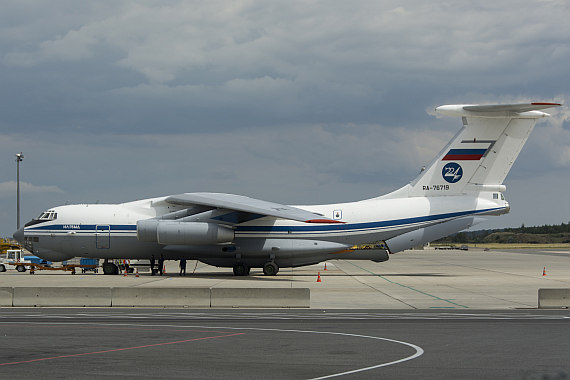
[14,102,561,275]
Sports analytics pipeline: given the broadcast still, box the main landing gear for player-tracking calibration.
[102,260,119,275]
[232,262,280,276]
[263,261,279,276]
[233,263,250,276]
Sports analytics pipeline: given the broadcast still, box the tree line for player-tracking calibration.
[434,222,570,244]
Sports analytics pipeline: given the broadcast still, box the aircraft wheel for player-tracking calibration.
[102,262,119,275]
[233,263,249,276]
[16,265,27,273]
[0,264,6,272]
[263,262,279,276]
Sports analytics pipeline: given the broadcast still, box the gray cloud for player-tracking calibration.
[0,181,63,196]
[3,1,569,132]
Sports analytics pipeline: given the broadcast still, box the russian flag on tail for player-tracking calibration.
[442,148,487,161]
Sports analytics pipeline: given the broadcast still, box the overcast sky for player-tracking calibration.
[1,0,569,237]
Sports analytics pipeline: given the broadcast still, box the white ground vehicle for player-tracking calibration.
[0,249,32,272]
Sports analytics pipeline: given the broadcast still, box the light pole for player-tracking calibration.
[15,152,24,230]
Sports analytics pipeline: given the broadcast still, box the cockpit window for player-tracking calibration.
[37,211,57,220]
[25,210,57,227]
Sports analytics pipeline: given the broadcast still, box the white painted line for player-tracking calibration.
[303,332,424,379]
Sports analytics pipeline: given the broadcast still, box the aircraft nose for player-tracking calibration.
[13,227,24,244]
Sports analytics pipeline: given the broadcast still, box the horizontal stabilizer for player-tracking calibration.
[437,102,561,118]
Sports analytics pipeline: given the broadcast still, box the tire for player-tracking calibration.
[16,265,26,273]
[233,263,249,276]
[102,262,119,275]
[263,262,279,276]
[0,264,6,272]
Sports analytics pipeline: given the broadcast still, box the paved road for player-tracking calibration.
[0,309,568,379]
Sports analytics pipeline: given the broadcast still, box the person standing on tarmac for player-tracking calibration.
[150,255,156,276]
[179,259,187,276]
[158,254,164,276]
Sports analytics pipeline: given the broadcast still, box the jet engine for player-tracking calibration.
[137,220,234,245]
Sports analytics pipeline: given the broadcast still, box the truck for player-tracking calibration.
[0,249,96,274]
[0,249,32,272]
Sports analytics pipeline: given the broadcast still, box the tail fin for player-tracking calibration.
[400,102,561,197]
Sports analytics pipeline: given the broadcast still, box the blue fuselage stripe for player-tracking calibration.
[27,224,137,232]
[235,207,499,233]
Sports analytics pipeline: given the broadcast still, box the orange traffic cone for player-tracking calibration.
[135,268,139,278]
[543,267,547,276]
[123,269,128,277]
[324,263,327,271]
[317,272,322,282]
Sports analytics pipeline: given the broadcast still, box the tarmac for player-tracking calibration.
[1,309,569,379]
[1,247,569,309]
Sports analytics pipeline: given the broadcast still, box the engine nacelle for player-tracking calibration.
[137,220,234,245]
[137,219,161,242]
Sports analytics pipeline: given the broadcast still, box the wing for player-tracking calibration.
[164,192,342,224]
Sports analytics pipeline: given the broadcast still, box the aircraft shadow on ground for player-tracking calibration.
[145,273,302,282]
[141,272,455,280]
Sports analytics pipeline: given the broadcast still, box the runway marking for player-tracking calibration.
[1,311,569,320]
[345,261,469,308]
[0,331,245,367]
[0,321,424,378]
[2,311,568,321]
[300,331,423,380]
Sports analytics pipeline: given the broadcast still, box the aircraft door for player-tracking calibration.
[96,225,110,249]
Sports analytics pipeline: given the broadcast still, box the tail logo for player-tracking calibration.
[442,162,463,183]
